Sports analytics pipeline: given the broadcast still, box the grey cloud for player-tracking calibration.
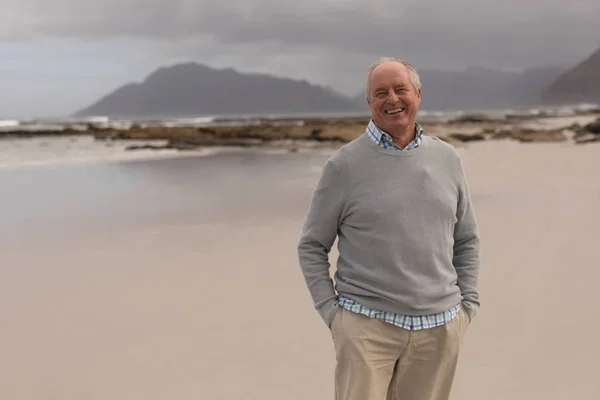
[2,0,600,110]
[8,0,600,67]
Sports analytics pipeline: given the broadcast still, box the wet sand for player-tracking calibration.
[1,140,599,399]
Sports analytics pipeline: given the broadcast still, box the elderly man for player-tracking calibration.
[297,57,481,400]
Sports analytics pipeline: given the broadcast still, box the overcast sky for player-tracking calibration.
[1,0,599,118]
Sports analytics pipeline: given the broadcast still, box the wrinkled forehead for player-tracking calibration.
[369,63,411,92]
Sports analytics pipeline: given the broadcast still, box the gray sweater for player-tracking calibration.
[297,133,481,327]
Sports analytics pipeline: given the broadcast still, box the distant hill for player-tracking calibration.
[353,66,565,112]
[75,61,571,118]
[73,63,362,118]
[541,47,600,106]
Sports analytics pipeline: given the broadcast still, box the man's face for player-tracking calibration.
[367,62,422,135]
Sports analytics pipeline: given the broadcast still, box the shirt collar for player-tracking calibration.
[366,120,424,151]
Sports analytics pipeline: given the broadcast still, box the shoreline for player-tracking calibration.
[1,112,599,153]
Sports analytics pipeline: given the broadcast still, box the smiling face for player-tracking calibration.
[367,61,422,139]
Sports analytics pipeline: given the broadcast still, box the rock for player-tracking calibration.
[434,136,461,146]
[491,128,568,143]
[505,113,538,121]
[574,129,590,139]
[447,133,486,142]
[575,133,600,144]
[125,144,169,151]
[449,113,491,123]
[94,130,130,140]
[309,129,322,139]
[85,123,110,132]
[168,141,208,150]
[509,129,567,143]
[115,122,354,151]
[490,130,512,140]
[170,136,265,149]
[197,127,218,136]
[583,119,600,134]
[582,108,600,115]
[564,123,582,131]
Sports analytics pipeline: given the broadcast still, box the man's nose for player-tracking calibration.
[387,91,400,103]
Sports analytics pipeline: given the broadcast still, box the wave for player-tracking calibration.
[2,104,597,134]
[0,135,256,170]
[0,119,20,128]
[160,116,215,127]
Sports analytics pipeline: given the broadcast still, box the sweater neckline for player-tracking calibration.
[359,132,427,157]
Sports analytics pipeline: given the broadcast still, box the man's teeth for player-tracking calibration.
[385,108,405,115]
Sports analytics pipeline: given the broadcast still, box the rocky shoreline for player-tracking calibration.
[2,113,599,152]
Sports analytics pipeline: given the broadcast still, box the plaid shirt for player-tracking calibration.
[336,120,461,330]
[366,119,424,150]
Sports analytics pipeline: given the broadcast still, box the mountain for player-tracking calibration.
[541,47,600,105]
[75,61,570,118]
[353,66,565,112]
[73,63,362,118]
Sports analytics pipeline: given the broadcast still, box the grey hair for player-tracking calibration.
[364,57,422,99]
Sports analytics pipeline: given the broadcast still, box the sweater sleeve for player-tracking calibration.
[453,158,481,322]
[297,156,347,327]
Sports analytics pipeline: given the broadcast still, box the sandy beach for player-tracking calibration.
[1,136,599,399]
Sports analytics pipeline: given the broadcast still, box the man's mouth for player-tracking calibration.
[385,107,405,115]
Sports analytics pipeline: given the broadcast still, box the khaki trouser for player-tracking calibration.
[330,306,470,400]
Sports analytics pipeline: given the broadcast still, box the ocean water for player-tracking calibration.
[0,148,332,243]
[0,135,204,170]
